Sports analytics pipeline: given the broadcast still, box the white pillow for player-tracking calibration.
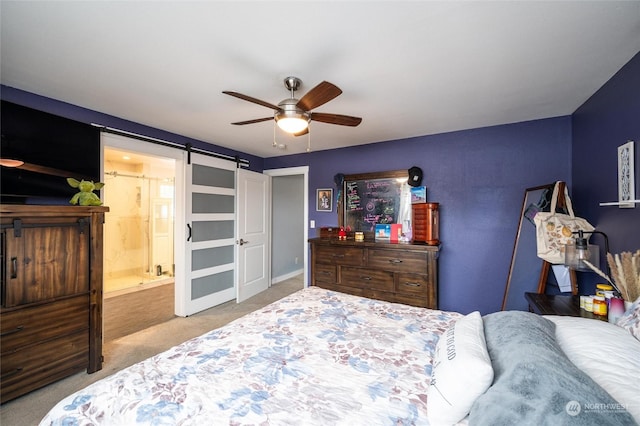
[427,311,493,426]
[545,315,640,424]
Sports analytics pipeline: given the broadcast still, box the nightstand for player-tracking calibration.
[524,292,608,321]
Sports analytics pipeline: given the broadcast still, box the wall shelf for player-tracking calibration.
[599,200,640,206]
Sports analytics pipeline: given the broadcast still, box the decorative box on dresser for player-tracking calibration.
[0,205,108,403]
[309,238,439,309]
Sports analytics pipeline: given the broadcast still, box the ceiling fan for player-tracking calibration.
[223,77,362,137]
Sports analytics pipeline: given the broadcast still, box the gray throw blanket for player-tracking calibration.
[469,311,637,426]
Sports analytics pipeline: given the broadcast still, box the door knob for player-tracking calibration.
[238,238,249,246]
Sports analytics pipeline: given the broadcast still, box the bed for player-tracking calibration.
[40,287,640,425]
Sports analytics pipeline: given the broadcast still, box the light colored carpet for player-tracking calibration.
[0,277,304,426]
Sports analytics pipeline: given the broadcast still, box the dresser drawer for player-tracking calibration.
[314,282,366,298]
[341,267,394,292]
[367,249,428,274]
[313,264,336,284]
[396,273,430,295]
[1,295,89,354]
[389,293,431,308]
[315,245,364,266]
[1,329,89,403]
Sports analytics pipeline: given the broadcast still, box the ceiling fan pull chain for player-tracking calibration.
[307,125,311,153]
[273,120,277,148]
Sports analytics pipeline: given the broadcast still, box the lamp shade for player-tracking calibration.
[565,241,600,272]
[276,116,309,133]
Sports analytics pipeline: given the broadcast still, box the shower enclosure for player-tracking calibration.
[103,149,175,294]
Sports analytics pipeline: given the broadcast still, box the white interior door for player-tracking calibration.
[181,153,236,316]
[236,168,270,303]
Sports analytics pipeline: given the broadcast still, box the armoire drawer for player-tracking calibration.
[341,267,394,292]
[314,245,364,266]
[1,295,89,354]
[0,329,89,403]
[367,249,428,274]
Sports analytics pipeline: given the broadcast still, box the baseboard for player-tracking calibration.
[272,268,304,284]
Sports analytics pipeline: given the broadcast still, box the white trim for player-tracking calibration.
[100,132,186,319]
[272,268,305,284]
[264,166,309,288]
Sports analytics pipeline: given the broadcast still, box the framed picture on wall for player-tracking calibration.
[618,140,635,208]
[316,188,333,212]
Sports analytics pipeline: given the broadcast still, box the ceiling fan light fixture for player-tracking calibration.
[275,98,310,134]
[276,115,309,134]
[0,158,25,167]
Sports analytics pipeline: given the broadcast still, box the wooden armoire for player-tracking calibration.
[0,205,108,403]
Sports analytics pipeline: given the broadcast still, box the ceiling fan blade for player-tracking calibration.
[310,112,362,127]
[222,91,281,111]
[294,128,309,137]
[231,117,273,125]
[297,81,342,111]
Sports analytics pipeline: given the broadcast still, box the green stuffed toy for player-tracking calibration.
[67,178,105,206]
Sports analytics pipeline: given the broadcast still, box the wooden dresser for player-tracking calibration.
[309,238,439,308]
[0,205,108,403]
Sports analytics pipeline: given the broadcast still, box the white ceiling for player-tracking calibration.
[2,1,639,159]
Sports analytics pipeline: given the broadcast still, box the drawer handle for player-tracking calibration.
[1,367,23,380]
[388,259,403,264]
[319,271,331,276]
[331,254,345,258]
[0,325,25,337]
[360,276,372,281]
[403,281,421,287]
[11,257,18,279]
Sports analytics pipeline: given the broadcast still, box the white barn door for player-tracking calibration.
[179,153,236,316]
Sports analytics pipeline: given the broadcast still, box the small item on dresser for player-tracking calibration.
[580,295,587,309]
[319,227,340,238]
[596,283,616,308]
[338,227,347,240]
[584,296,594,312]
[390,223,402,242]
[412,202,440,245]
[375,224,391,241]
[355,232,364,242]
[596,283,615,295]
[592,296,607,316]
[608,297,626,323]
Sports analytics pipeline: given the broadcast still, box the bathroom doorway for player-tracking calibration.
[103,148,176,295]
[102,145,177,340]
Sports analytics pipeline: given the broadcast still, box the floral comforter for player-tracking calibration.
[40,287,461,425]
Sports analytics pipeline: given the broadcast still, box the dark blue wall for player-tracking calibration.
[0,85,265,172]
[572,52,640,294]
[265,117,572,314]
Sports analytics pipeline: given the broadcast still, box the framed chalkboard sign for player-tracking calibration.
[339,170,409,234]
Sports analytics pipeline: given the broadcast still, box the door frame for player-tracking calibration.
[264,166,309,287]
[100,133,186,315]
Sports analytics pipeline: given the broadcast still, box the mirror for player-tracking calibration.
[502,183,556,311]
[338,170,410,236]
